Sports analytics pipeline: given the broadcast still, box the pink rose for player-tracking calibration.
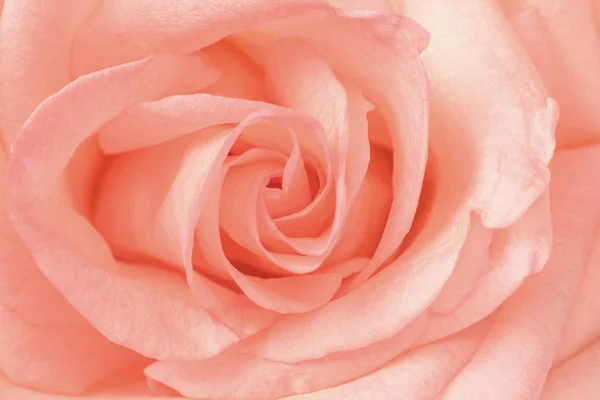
[0,1,598,400]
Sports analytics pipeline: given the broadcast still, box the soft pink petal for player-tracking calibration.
[203,41,268,101]
[421,191,552,343]
[501,0,600,148]
[552,231,600,364]
[508,8,553,91]
[71,0,329,76]
[438,144,600,400]
[0,0,99,147]
[0,374,183,400]
[0,150,146,394]
[429,216,493,314]
[146,314,426,400]
[328,0,392,13]
[393,0,556,228]
[540,339,600,400]
[7,55,239,360]
[325,145,391,266]
[281,322,490,400]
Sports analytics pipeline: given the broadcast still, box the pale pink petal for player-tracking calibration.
[71,0,329,76]
[328,0,392,13]
[0,0,99,146]
[7,55,239,360]
[501,0,600,148]
[429,216,493,314]
[393,0,556,228]
[280,323,489,400]
[540,340,600,400]
[421,191,552,343]
[0,374,183,400]
[0,150,146,394]
[552,233,600,364]
[325,144,391,266]
[203,41,267,101]
[146,314,426,400]
[438,145,600,400]
[508,9,553,91]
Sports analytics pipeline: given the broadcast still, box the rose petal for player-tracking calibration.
[552,232,600,364]
[540,339,600,400]
[500,0,600,148]
[429,215,493,315]
[393,0,556,228]
[280,322,490,400]
[328,0,392,13]
[203,41,268,101]
[7,55,239,360]
[0,374,183,400]
[438,144,600,400]
[0,0,99,146]
[71,0,329,76]
[420,191,552,343]
[507,8,553,91]
[146,314,426,400]
[0,150,146,395]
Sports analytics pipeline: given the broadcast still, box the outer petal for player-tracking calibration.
[439,145,600,400]
[540,339,600,400]
[0,150,146,395]
[0,374,183,399]
[328,0,392,12]
[146,315,427,400]
[0,0,100,147]
[280,322,490,400]
[6,55,239,361]
[71,0,328,75]
[553,233,600,364]
[392,0,556,228]
[501,0,600,148]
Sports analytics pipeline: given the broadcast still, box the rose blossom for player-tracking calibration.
[0,0,599,399]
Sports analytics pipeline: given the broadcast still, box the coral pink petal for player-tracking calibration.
[7,55,240,361]
[438,145,600,400]
[328,0,392,12]
[394,0,556,229]
[325,144,391,266]
[0,374,183,400]
[0,150,148,395]
[280,323,489,400]
[508,8,553,91]
[501,0,600,148]
[71,0,329,76]
[540,340,600,400]
[420,192,552,343]
[0,0,99,146]
[203,41,267,101]
[429,216,493,314]
[146,315,426,400]
[553,235,600,364]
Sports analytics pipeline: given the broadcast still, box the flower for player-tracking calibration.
[0,0,599,399]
